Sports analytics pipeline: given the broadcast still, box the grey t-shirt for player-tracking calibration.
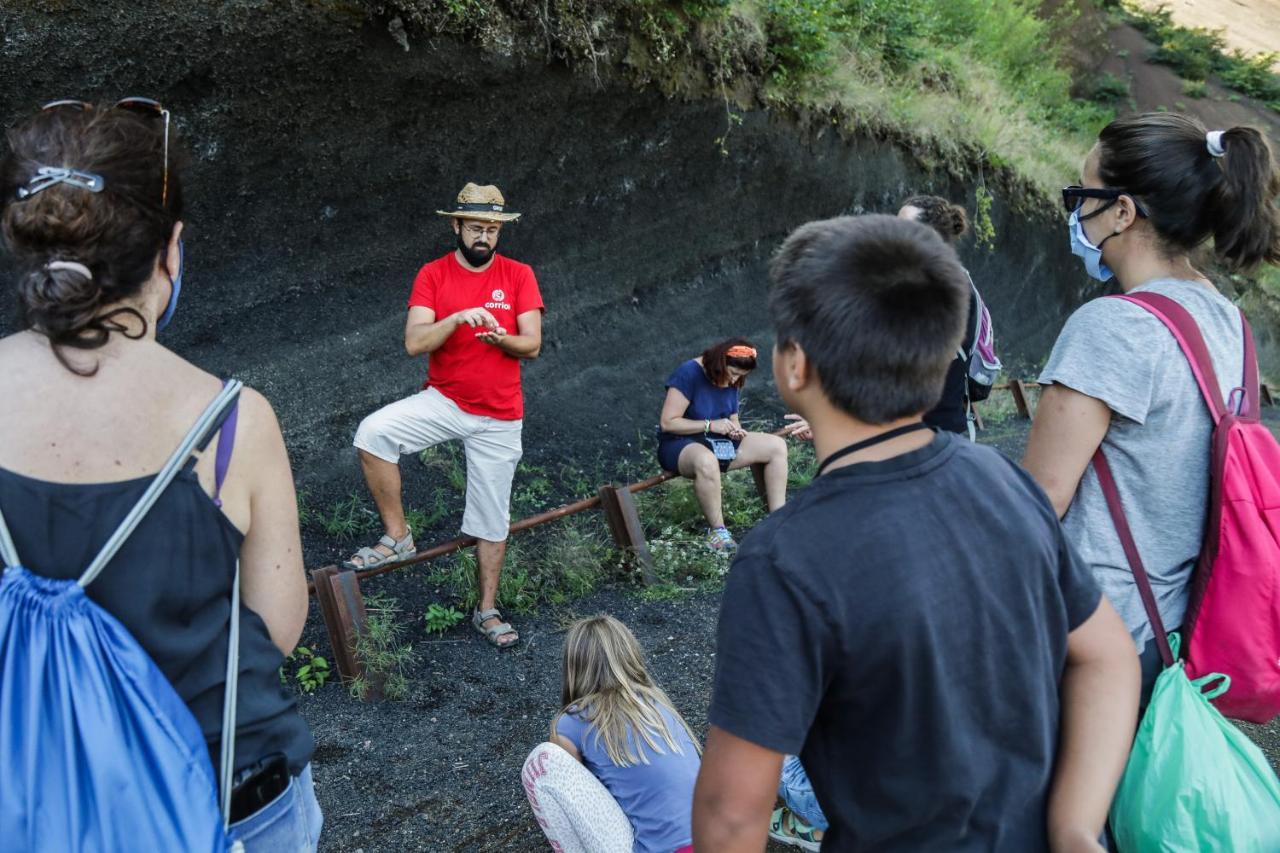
[1039,279,1243,650]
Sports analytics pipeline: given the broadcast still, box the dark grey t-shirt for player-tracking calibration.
[1039,280,1243,649]
[709,432,1100,852]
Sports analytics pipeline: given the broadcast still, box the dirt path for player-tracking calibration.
[299,414,1280,852]
[1130,0,1280,67]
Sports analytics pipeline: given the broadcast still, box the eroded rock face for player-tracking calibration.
[0,2,1093,494]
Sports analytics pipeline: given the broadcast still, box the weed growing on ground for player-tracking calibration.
[1086,72,1131,105]
[404,494,449,537]
[350,593,417,701]
[425,518,617,613]
[318,494,379,540]
[513,461,555,517]
[280,645,330,693]
[419,443,468,493]
[296,489,316,529]
[423,602,465,635]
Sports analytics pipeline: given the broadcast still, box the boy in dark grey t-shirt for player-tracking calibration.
[691,215,1141,852]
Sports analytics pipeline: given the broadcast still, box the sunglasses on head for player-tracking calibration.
[1061,185,1148,218]
[41,97,171,208]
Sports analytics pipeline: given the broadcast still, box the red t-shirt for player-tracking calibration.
[408,252,545,420]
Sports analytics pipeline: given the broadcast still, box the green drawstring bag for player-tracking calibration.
[1110,634,1280,852]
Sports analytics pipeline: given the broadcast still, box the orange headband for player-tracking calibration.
[726,345,758,360]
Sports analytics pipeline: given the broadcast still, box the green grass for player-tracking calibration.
[350,593,418,701]
[424,518,617,613]
[316,494,379,540]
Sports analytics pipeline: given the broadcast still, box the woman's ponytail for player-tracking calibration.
[1208,126,1280,271]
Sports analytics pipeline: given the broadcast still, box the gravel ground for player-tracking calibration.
[297,412,1280,852]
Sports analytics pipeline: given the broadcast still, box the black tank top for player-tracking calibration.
[0,466,314,776]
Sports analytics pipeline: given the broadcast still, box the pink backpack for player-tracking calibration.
[1092,291,1280,723]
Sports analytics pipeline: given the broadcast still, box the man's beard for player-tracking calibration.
[457,233,495,267]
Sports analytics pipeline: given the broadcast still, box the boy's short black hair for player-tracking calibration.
[768,214,969,424]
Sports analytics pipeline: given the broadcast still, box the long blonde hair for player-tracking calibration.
[555,615,701,768]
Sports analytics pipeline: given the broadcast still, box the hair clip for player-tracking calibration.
[1206,130,1227,159]
[15,166,105,200]
[45,260,93,279]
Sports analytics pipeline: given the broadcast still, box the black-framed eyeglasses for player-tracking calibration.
[1061,185,1148,218]
[41,97,171,208]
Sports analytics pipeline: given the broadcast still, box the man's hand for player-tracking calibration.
[453,307,499,330]
[782,414,813,441]
[475,327,508,345]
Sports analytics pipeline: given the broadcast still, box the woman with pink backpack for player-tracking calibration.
[1023,112,1280,710]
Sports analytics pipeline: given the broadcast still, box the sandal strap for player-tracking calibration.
[474,607,502,622]
[483,621,514,638]
[378,534,398,548]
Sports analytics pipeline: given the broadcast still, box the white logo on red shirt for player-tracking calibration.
[492,289,505,302]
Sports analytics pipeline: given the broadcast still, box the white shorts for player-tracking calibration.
[353,387,522,542]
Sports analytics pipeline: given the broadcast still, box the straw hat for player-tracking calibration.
[436,182,522,223]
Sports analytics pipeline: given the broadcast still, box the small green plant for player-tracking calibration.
[973,184,996,252]
[296,489,316,529]
[319,494,378,540]
[1181,79,1208,99]
[280,645,330,693]
[420,444,468,493]
[350,593,418,701]
[404,494,449,536]
[423,602,465,635]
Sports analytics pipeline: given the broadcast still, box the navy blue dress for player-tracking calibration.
[657,359,741,472]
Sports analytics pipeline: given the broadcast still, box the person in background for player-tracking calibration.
[522,615,700,853]
[0,99,318,848]
[783,194,1000,443]
[1023,113,1280,706]
[657,338,789,552]
[348,182,544,650]
[693,214,1139,852]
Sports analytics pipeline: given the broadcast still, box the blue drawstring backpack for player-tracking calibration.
[0,382,245,852]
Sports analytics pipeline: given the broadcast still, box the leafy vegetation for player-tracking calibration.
[423,602,465,634]
[1122,3,1280,111]
[350,593,418,701]
[280,645,331,693]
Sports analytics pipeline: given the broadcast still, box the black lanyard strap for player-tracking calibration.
[815,422,932,477]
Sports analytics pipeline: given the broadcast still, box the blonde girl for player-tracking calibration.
[521,615,700,853]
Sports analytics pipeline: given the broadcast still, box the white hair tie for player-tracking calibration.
[1206,130,1227,158]
[45,261,93,279]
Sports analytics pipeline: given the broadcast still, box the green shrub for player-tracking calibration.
[350,594,417,701]
[1218,51,1280,104]
[1087,71,1131,104]
[1182,78,1208,99]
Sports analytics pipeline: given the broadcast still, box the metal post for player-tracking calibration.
[598,484,655,585]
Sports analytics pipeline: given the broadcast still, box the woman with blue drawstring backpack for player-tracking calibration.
[1024,112,1280,850]
[0,101,319,850]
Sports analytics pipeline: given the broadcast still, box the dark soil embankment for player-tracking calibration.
[1,2,1098,569]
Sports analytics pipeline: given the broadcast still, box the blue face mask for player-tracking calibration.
[157,239,183,331]
[1067,209,1114,283]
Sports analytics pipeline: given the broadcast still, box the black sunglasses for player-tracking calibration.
[1061,185,1148,218]
[42,97,171,208]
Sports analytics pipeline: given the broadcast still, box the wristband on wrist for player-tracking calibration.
[704,419,710,435]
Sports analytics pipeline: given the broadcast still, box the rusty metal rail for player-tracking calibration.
[308,379,1275,691]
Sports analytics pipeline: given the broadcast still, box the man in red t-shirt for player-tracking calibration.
[348,183,545,649]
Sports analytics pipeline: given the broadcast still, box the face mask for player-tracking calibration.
[1068,209,1115,283]
[157,239,183,331]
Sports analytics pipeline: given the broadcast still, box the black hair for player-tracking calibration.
[1096,112,1279,271]
[769,214,968,424]
[900,195,969,244]
[1,103,185,374]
